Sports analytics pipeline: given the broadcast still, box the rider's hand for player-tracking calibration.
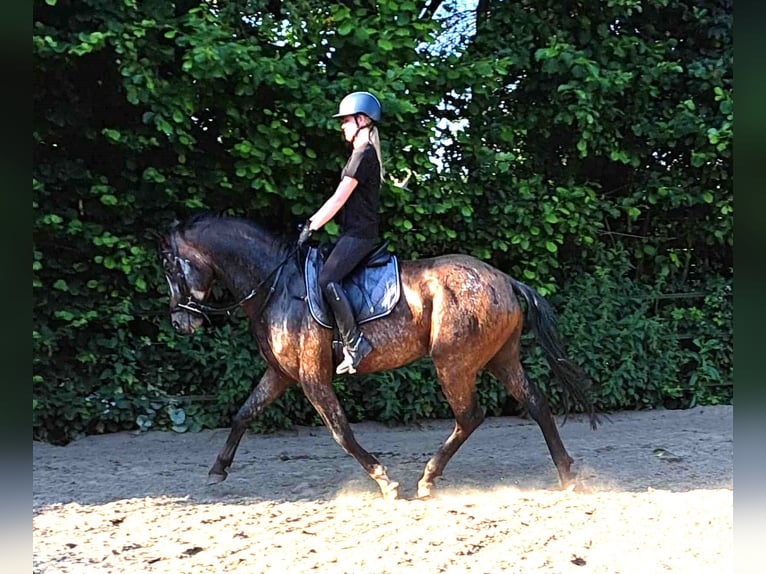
[297,220,313,246]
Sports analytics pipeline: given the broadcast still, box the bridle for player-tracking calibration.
[161,232,297,322]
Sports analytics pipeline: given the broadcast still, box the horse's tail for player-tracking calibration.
[511,279,600,430]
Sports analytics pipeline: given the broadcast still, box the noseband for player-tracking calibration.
[161,233,290,321]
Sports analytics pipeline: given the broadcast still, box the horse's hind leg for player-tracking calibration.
[488,349,575,488]
[208,367,292,484]
[301,379,400,500]
[417,364,485,499]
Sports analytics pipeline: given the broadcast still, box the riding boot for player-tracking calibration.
[325,282,373,374]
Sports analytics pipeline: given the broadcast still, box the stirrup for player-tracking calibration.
[336,336,373,375]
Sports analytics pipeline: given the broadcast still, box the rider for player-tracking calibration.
[298,91,383,375]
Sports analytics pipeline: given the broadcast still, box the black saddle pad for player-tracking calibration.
[304,245,401,329]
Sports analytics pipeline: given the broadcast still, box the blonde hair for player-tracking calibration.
[369,125,384,182]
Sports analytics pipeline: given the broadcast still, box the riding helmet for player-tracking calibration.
[333,91,382,123]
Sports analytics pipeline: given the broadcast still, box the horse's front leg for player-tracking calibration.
[300,378,399,500]
[208,366,292,484]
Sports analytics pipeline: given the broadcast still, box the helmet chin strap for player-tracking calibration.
[349,115,369,146]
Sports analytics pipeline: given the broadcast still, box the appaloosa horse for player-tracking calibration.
[157,212,598,499]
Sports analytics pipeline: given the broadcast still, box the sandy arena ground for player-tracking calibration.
[33,405,733,573]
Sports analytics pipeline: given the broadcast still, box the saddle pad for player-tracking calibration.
[304,246,401,329]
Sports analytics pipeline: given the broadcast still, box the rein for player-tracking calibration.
[174,267,282,320]
[166,234,299,322]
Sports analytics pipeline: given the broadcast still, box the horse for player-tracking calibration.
[156,212,599,500]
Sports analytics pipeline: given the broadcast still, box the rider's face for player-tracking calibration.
[339,116,357,142]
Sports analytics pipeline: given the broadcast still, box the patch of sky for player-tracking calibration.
[425,0,480,57]
[422,1,479,174]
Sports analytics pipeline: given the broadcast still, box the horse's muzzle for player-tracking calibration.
[170,310,204,334]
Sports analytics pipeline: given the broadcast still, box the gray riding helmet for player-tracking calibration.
[332,91,382,122]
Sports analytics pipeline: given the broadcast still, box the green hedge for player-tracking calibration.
[33,0,732,443]
[33,251,732,443]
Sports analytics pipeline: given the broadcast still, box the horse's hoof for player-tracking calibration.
[380,481,400,501]
[207,470,228,485]
[558,467,576,487]
[560,470,588,492]
[416,482,433,500]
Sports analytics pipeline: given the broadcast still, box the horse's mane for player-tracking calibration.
[175,210,223,234]
[175,211,290,257]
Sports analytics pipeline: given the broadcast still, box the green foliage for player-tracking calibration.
[34,0,732,444]
[336,362,453,424]
[435,0,733,291]
[533,247,733,412]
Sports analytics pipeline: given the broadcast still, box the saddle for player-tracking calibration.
[304,241,401,329]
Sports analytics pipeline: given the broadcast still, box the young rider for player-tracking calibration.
[298,91,384,375]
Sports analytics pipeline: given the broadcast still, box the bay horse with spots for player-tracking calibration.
[157,213,599,499]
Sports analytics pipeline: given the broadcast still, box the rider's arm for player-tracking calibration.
[307,176,358,231]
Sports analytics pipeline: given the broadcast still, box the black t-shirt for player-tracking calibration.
[337,144,380,239]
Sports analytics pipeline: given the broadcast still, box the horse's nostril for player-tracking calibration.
[172,319,181,330]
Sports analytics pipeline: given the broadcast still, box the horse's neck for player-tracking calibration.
[205,232,288,298]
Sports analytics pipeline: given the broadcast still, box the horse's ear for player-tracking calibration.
[146,229,168,249]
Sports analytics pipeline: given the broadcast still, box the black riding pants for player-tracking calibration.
[318,235,378,297]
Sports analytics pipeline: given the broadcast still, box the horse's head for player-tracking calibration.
[155,227,215,334]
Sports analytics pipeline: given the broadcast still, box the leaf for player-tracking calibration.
[168,407,186,425]
[136,415,153,431]
[691,152,706,168]
[103,129,121,142]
